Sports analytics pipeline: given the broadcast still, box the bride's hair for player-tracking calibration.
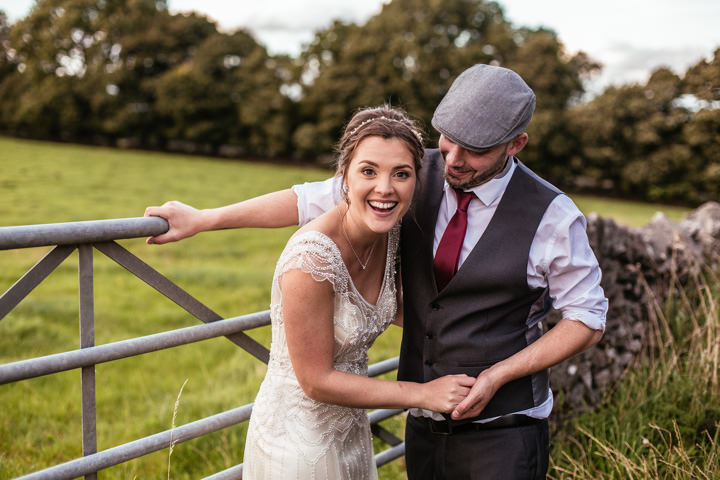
[335,105,425,184]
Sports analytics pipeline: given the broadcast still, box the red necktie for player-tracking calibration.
[433,189,475,291]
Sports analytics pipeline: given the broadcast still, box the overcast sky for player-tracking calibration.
[2,0,719,94]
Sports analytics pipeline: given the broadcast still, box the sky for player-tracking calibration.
[2,0,719,95]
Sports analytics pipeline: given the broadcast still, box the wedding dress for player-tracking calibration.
[243,226,399,479]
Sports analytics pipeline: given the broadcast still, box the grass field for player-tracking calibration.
[0,136,712,479]
[550,271,720,479]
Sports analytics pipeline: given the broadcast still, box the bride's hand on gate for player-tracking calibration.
[144,200,203,244]
[421,374,475,413]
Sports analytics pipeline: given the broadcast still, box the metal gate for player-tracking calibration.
[0,217,405,479]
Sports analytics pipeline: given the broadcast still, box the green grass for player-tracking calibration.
[548,271,720,479]
[0,136,701,478]
[572,194,690,227]
[0,136,404,479]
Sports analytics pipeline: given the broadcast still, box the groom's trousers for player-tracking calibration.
[405,414,549,479]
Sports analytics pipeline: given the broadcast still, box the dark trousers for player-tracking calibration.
[405,415,549,480]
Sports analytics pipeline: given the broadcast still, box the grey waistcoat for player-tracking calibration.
[398,149,561,420]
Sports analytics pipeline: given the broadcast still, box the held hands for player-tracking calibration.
[422,374,475,413]
[144,201,202,245]
[450,369,500,420]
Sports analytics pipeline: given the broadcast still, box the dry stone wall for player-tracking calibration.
[548,201,720,415]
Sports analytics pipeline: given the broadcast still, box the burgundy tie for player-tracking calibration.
[433,189,475,291]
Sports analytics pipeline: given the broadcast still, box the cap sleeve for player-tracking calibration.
[274,231,348,295]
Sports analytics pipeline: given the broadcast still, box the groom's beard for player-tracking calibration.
[444,146,510,190]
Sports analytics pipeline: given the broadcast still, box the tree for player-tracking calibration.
[681,49,720,202]
[84,4,217,143]
[503,29,599,185]
[0,1,97,138]
[0,11,11,77]
[683,108,720,201]
[0,11,17,129]
[683,48,720,102]
[0,0,217,143]
[294,0,594,165]
[565,66,714,203]
[293,0,516,156]
[151,30,294,155]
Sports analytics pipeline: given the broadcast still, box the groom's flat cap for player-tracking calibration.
[431,64,536,151]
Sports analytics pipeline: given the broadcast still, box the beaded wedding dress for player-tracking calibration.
[243,226,399,480]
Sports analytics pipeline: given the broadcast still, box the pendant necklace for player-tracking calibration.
[339,209,377,270]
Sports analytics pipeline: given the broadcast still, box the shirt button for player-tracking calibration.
[431,302,440,310]
[424,359,433,366]
[425,332,433,339]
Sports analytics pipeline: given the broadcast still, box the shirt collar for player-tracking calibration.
[444,156,517,207]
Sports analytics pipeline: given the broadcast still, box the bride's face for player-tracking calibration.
[343,135,416,235]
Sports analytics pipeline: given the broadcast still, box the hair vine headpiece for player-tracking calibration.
[349,116,423,143]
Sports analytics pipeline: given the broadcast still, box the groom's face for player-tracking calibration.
[438,135,510,189]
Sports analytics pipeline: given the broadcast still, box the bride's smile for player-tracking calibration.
[342,136,416,242]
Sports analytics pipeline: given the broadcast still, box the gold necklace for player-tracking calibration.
[339,209,377,270]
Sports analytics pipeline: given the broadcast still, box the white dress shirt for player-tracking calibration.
[292,157,608,420]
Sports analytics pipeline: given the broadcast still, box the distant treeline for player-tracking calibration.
[1,0,718,205]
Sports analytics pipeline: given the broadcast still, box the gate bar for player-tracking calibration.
[0,311,272,385]
[78,245,98,480]
[0,245,75,320]
[0,217,168,250]
[15,404,254,480]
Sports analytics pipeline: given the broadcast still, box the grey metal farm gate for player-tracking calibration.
[0,217,405,479]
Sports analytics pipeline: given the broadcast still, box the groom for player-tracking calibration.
[147,64,607,479]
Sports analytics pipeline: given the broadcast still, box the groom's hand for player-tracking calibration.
[423,374,476,413]
[450,369,500,420]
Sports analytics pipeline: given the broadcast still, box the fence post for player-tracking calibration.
[79,245,98,480]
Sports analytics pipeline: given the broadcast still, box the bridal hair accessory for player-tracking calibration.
[339,209,377,270]
[349,116,423,143]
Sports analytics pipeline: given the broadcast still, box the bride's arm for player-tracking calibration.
[144,189,299,244]
[144,178,340,245]
[281,269,473,412]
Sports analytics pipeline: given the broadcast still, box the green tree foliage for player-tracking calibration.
[683,47,720,102]
[1,0,182,140]
[294,0,515,155]
[293,0,594,167]
[0,11,11,77]
[150,31,293,155]
[0,0,293,155]
[567,50,720,204]
[0,1,716,204]
[92,5,218,143]
[0,11,16,130]
[504,29,599,185]
[681,49,720,201]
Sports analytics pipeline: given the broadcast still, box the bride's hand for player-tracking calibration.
[144,200,203,244]
[420,374,475,413]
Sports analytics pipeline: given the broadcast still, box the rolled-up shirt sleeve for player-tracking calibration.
[292,177,341,226]
[530,195,608,332]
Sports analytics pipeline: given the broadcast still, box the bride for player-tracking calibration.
[145,105,474,479]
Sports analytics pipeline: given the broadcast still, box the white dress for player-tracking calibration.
[243,226,400,480]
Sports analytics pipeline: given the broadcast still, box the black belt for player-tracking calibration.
[421,414,543,435]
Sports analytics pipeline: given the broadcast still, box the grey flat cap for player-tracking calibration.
[431,64,535,151]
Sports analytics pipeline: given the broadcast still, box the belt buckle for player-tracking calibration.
[428,419,453,436]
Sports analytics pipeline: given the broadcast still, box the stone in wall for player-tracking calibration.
[548,201,720,417]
